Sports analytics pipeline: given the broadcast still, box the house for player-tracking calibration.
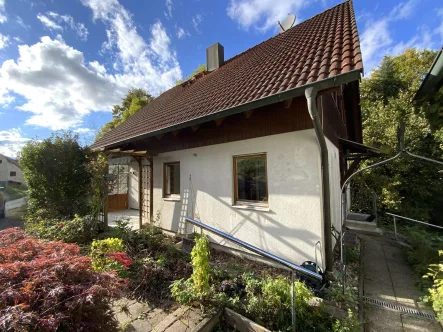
[92,1,375,271]
[0,154,25,185]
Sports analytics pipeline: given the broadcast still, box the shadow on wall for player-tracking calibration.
[171,177,322,265]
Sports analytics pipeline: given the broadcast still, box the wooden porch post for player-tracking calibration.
[137,157,143,229]
[149,155,154,223]
[103,163,109,232]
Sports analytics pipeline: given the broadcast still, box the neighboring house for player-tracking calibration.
[93,1,375,271]
[0,154,25,185]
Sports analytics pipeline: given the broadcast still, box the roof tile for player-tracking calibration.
[93,0,363,150]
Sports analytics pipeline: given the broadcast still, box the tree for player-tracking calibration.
[355,48,443,224]
[96,88,154,140]
[112,88,153,119]
[20,132,91,218]
[176,64,206,85]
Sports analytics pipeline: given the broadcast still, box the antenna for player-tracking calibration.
[278,14,296,33]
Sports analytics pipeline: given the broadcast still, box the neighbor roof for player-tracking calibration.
[2,154,21,169]
[93,0,363,150]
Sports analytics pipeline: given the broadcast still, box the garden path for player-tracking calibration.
[361,234,442,331]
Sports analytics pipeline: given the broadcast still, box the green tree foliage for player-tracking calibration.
[176,64,206,85]
[356,48,443,224]
[112,88,154,118]
[96,88,154,140]
[20,132,91,219]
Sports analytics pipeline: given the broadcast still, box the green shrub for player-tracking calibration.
[25,213,97,244]
[333,309,360,332]
[90,238,125,272]
[424,250,443,319]
[191,233,211,296]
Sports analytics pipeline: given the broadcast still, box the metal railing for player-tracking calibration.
[185,217,322,332]
[386,212,443,240]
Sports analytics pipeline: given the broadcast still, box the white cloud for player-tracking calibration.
[0,129,31,159]
[389,0,417,21]
[359,0,439,74]
[0,0,6,24]
[0,33,9,49]
[37,12,89,41]
[192,14,203,33]
[226,0,311,31]
[165,0,173,19]
[16,16,30,30]
[37,13,63,31]
[0,0,182,131]
[360,19,392,71]
[0,37,126,130]
[176,26,190,39]
[81,0,182,94]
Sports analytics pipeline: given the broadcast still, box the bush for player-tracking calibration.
[20,132,91,219]
[0,228,123,331]
[190,233,211,296]
[424,250,443,319]
[90,238,130,278]
[333,309,360,332]
[25,213,97,244]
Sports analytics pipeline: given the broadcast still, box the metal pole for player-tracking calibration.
[393,216,397,240]
[291,270,296,332]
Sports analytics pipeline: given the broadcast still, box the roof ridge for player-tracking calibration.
[223,1,351,66]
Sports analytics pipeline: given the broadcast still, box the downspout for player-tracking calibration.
[305,87,333,272]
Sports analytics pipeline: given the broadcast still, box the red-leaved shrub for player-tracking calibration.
[0,228,123,331]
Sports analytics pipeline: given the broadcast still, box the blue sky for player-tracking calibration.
[0,0,442,158]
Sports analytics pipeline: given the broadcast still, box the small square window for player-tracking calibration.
[10,171,16,177]
[0,160,2,163]
[234,154,268,206]
[163,162,180,198]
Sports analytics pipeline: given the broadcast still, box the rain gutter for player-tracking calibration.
[94,70,362,151]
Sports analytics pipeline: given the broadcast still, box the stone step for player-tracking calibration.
[346,224,383,236]
[152,306,206,332]
[346,219,377,230]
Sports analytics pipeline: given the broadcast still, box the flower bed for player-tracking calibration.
[0,228,123,331]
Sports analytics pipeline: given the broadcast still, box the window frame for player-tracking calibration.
[10,171,16,177]
[233,153,268,207]
[163,162,181,199]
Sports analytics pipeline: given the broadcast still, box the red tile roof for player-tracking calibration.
[93,0,363,150]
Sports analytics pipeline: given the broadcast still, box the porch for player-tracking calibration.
[108,209,140,230]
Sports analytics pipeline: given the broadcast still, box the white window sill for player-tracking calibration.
[233,204,270,212]
[163,197,181,202]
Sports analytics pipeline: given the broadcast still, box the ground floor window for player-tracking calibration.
[164,162,180,197]
[234,153,268,205]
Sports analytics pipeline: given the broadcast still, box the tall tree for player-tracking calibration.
[20,132,91,218]
[356,48,443,224]
[96,88,154,140]
[112,88,153,119]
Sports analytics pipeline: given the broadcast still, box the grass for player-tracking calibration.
[3,182,27,201]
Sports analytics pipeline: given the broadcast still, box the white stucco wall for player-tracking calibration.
[326,138,342,250]
[128,161,139,209]
[0,155,25,184]
[151,129,326,267]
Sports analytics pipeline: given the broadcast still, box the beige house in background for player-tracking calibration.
[0,154,25,185]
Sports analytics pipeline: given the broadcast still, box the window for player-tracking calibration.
[163,162,180,198]
[234,154,268,206]
[10,171,16,177]
[0,160,2,163]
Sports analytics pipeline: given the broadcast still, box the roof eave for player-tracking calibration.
[415,47,443,100]
[93,69,363,152]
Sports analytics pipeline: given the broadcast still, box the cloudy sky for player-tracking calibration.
[0,0,442,158]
